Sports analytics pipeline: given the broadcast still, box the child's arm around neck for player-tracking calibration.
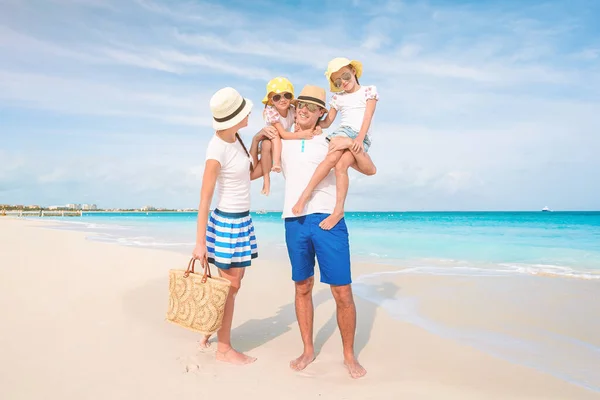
[318,107,337,129]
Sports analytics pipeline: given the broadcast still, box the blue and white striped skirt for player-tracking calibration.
[206,209,258,269]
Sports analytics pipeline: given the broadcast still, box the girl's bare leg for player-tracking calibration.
[291,148,344,216]
[215,267,256,365]
[271,136,282,173]
[350,148,377,176]
[320,150,356,230]
[330,137,377,176]
[260,140,272,196]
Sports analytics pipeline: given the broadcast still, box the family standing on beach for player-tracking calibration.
[192,57,378,379]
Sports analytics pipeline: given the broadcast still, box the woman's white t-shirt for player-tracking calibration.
[205,134,252,213]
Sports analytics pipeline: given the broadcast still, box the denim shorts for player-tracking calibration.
[284,213,352,286]
[326,126,371,152]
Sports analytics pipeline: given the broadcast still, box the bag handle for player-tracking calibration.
[183,256,212,283]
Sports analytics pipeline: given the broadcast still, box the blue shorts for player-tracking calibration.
[284,213,351,286]
[326,126,371,152]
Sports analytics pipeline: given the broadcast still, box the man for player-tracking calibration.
[254,85,373,378]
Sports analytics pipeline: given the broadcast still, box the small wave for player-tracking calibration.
[499,263,600,280]
[43,218,131,231]
[356,261,600,281]
[367,252,389,258]
[91,235,194,247]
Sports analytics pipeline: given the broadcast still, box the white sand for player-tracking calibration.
[1,218,598,399]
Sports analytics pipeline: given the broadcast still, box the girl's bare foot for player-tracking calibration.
[291,193,310,216]
[290,352,315,371]
[344,357,367,379]
[216,347,257,365]
[271,164,282,173]
[319,210,344,230]
[261,180,270,196]
[198,334,212,349]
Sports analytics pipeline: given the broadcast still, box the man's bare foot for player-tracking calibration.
[291,193,310,216]
[198,334,211,349]
[290,352,315,371]
[271,164,282,173]
[344,358,367,379]
[319,211,344,230]
[261,181,270,196]
[216,347,257,365]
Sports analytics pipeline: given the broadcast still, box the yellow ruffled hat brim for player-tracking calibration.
[262,77,295,105]
[325,57,363,93]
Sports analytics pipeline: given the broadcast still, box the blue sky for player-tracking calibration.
[1,0,599,211]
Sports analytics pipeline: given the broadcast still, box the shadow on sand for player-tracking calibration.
[313,281,399,357]
[231,281,400,356]
[123,276,399,357]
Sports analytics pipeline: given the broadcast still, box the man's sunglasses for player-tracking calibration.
[333,72,353,89]
[297,101,321,112]
[272,92,293,102]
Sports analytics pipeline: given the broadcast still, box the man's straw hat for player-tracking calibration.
[294,85,327,112]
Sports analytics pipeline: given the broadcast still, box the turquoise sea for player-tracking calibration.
[47,211,600,279]
[38,210,600,392]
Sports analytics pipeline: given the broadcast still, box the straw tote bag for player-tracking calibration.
[167,257,231,335]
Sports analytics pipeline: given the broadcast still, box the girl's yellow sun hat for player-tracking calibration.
[325,57,363,92]
[262,77,295,105]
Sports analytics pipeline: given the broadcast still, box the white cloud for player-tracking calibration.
[0,70,211,126]
[0,0,599,209]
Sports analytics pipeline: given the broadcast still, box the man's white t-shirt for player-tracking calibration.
[281,134,336,218]
[205,134,253,213]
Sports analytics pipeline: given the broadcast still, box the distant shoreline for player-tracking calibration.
[3,209,600,214]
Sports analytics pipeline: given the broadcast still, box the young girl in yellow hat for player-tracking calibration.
[260,77,321,196]
[291,57,378,229]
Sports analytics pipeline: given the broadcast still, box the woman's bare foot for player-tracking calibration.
[261,180,270,196]
[344,357,367,379]
[289,352,315,371]
[291,193,310,216]
[319,210,344,230]
[271,164,282,173]
[216,347,256,365]
[198,334,212,349]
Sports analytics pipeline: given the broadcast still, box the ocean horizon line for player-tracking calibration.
[77,209,600,213]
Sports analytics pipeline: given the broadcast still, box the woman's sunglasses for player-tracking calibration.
[333,72,353,89]
[272,92,293,102]
[297,101,320,112]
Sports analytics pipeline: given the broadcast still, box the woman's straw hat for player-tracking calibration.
[210,87,253,130]
[324,57,363,93]
[293,85,328,112]
[261,77,295,105]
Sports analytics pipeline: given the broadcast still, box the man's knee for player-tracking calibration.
[331,284,355,308]
[295,276,314,297]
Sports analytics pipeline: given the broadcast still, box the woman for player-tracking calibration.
[192,87,266,365]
